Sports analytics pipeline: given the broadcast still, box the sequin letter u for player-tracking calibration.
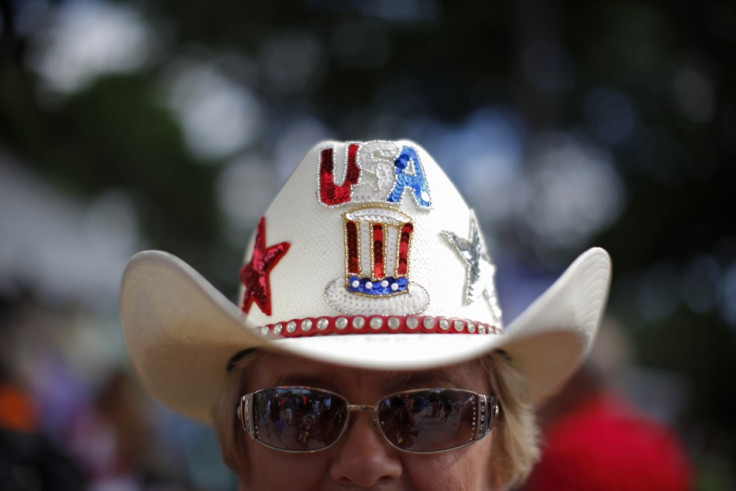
[319,143,361,206]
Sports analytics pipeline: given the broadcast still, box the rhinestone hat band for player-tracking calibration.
[254,315,503,338]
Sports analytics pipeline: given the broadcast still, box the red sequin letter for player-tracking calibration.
[319,144,361,205]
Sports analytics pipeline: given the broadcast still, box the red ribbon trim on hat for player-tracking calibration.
[257,315,502,338]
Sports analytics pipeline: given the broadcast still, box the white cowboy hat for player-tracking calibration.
[120,140,611,422]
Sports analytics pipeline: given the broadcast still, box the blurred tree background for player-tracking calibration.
[0,0,734,488]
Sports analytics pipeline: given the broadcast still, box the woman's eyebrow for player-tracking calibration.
[394,369,462,388]
[270,371,337,389]
[262,367,469,393]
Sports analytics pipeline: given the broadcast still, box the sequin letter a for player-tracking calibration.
[386,146,431,208]
[240,217,290,316]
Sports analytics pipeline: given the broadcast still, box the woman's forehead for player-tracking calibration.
[241,351,491,395]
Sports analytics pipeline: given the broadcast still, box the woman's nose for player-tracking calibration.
[329,412,403,487]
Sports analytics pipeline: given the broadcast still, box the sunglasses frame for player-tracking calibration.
[237,386,500,454]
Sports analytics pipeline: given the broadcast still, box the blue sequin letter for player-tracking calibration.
[386,146,431,208]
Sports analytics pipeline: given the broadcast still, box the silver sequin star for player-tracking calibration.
[443,211,502,323]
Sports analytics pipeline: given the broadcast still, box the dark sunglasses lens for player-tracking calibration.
[251,388,347,451]
[377,389,479,452]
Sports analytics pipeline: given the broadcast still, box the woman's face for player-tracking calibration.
[232,353,496,490]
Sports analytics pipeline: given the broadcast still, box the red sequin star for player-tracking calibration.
[240,217,290,316]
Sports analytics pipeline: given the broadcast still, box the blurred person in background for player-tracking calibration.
[0,298,84,490]
[522,316,693,491]
[120,140,611,489]
[0,295,185,489]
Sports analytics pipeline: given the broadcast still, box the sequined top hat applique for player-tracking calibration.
[320,141,431,316]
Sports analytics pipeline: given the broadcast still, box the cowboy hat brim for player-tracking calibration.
[120,247,610,422]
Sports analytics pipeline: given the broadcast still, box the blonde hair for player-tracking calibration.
[482,351,540,488]
[213,350,540,488]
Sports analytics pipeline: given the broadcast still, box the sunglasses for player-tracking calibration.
[237,386,499,454]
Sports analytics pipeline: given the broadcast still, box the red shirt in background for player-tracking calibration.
[524,392,692,491]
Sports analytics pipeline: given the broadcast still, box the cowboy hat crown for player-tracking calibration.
[121,140,611,421]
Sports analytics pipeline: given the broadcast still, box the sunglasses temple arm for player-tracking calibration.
[475,395,498,441]
[238,393,256,439]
